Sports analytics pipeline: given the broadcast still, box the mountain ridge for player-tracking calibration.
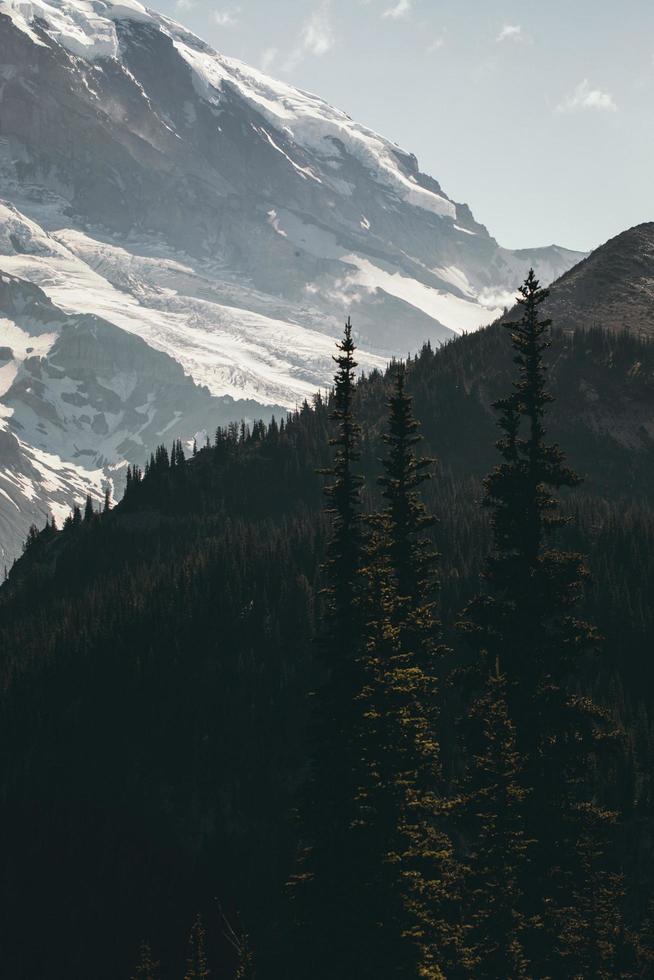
[0,0,586,563]
[532,221,654,337]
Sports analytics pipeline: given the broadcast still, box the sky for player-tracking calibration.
[153,0,654,253]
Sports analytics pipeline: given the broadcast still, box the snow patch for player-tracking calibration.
[258,127,322,183]
[266,209,287,238]
[341,254,501,334]
[432,264,474,297]
[0,0,152,59]
[0,318,58,361]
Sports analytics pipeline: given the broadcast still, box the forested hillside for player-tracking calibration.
[1,290,654,979]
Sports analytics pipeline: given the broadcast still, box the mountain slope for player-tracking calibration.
[0,0,582,348]
[0,268,289,564]
[530,222,654,337]
[0,0,585,563]
[1,319,653,979]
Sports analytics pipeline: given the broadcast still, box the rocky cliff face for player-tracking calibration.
[0,0,585,562]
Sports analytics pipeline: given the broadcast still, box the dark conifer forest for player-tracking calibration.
[1,275,654,978]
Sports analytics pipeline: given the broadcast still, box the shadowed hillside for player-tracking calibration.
[1,313,653,978]
[518,222,654,338]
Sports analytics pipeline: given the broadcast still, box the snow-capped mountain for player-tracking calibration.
[0,264,293,565]
[0,0,584,563]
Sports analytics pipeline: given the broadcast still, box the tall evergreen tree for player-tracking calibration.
[460,269,624,975]
[463,664,530,979]
[22,523,40,553]
[377,364,436,608]
[131,941,158,980]
[184,914,210,980]
[290,318,368,979]
[355,366,468,979]
[322,316,364,646]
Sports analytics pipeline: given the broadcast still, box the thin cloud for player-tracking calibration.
[213,8,239,27]
[557,79,617,113]
[383,0,412,20]
[174,0,195,11]
[302,10,334,55]
[496,24,524,43]
[283,4,334,72]
[427,35,445,53]
[260,47,278,72]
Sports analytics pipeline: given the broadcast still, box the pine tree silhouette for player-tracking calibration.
[358,365,468,978]
[322,316,364,645]
[460,269,625,975]
[131,941,159,980]
[184,914,210,980]
[378,364,436,607]
[290,318,368,979]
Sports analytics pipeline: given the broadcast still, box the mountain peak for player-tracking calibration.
[543,222,654,337]
[0,0,586,564]
[2,0,460,222]
[1,0,151,58]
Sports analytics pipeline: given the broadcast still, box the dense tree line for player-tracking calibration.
[0,282,653,978]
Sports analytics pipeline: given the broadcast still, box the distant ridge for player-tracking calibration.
[540,223,654,337]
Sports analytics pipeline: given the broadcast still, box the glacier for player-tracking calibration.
[0,0,585,563]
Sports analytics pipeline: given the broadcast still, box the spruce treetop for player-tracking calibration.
[184,914,210,980]
[378,364,437,605]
